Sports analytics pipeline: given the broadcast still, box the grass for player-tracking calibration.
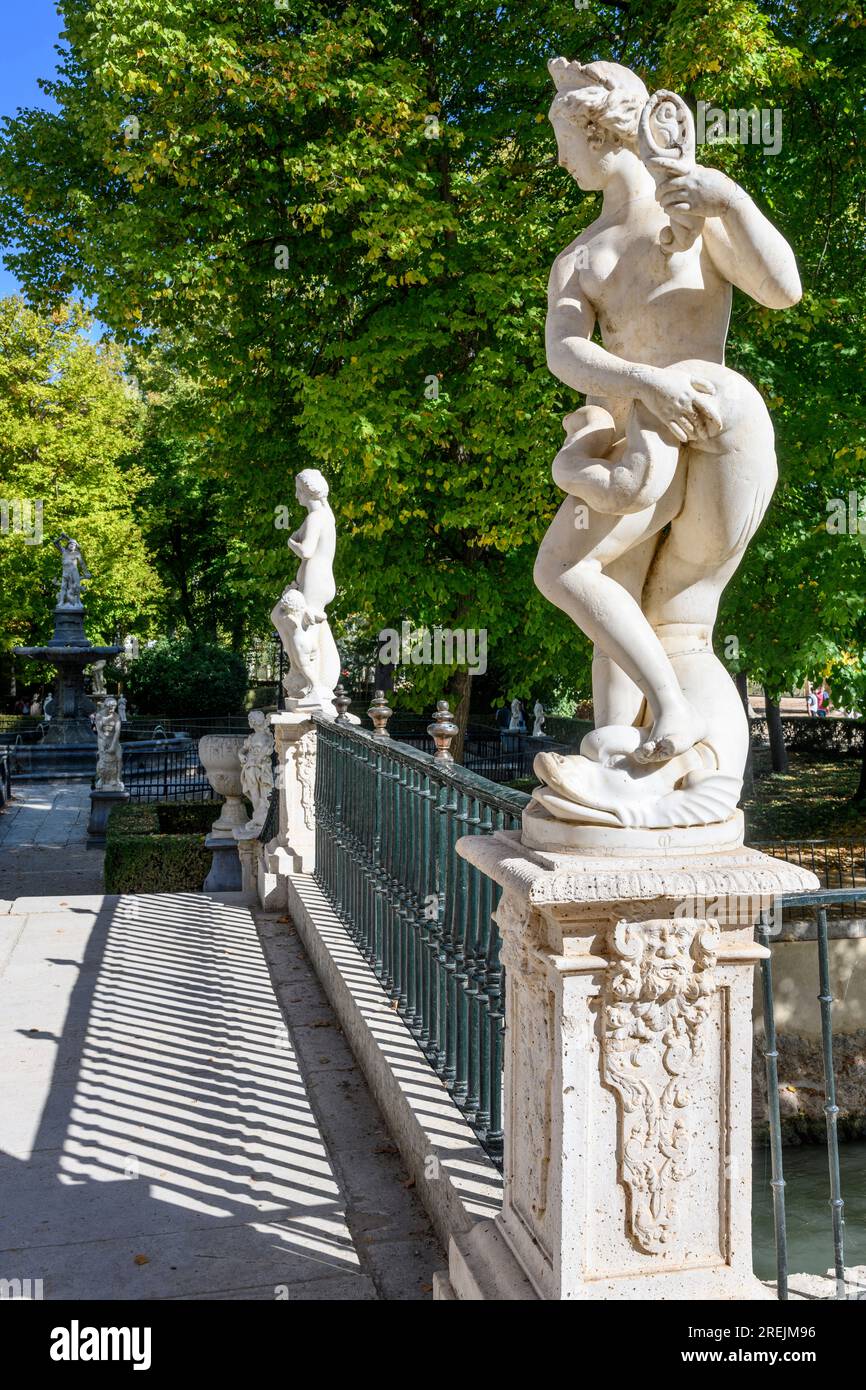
[743,752,866,843]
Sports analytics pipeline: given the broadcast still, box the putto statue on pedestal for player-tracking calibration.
[235,710,275,838]
[95,696,123,790]
[271,469,342,717]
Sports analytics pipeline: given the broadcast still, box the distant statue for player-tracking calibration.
[90,660,107,696]
[117,694,128,723]
[43,693,54,721]
[54,535,91,609]
[95,696,123,790]
[271,469,341,715]
[236,710,275,837]
[532,701,547,738]
[508,699,526,732]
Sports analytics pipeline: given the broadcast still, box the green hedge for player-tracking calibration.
[104,800,218,894]
[156,802,218,834]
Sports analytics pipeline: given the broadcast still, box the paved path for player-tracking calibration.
[0,891,441,1299]
[0,781,104,903]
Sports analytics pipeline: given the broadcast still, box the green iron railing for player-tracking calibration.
[308,693,858,1282]
[758,888,858,1301]
[312,698,530,1162]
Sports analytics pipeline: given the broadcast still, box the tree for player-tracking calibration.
[2,2,865,747]
[0,296,162,672]
[124,634,248,717]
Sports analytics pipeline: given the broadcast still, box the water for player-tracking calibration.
[752,1141,866,1281]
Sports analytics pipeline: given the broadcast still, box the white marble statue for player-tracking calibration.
[90,660,107,696]
[532,701,547,738]
[95,696,123,790]
[271,469,341,716]
[508,699,526,733]
[117,694,128,723]
[236,710,275,837]
[54,535,91,609]
[527,59,801,841]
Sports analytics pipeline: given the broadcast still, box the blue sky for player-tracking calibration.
[0,0,63,298]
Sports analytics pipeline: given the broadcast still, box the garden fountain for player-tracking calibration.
[13,537,121,748]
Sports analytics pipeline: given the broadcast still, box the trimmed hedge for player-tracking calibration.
[156,802,218,834]
[104,800,218,894]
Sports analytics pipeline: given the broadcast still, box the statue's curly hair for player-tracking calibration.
[297,468,329,501]
[551,83,645,152]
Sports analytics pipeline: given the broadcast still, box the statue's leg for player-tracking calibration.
[642,371,777,777]
[592,531,665,727]
[533,475,706,758]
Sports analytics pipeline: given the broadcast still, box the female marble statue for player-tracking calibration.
[238,710,275,833]
[271,469,341,712]
[532,701,547,738]
[95,697,123,790]
[55,535,91,609]
[508,699,526,732]
[528,59,801,838]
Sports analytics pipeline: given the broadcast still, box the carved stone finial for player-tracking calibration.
[334,684,352,724]
[428,700,458,763]
[368,689,392,740]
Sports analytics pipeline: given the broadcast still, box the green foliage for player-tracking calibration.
[124,635,248,716]
[0,1,864,711]
[0,297,162,659]
[104,799,215,893]
[155,801,219,834]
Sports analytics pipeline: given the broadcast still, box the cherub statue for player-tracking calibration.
[95,696,123,790]
[54,535,91,608]
[532,701,547,738]
[527,59,801,841]
[236,710,275,836]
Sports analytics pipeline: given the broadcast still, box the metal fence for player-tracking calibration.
[753,839,866,918]
[308,709,862,1284]
[757,889,861,1301]
[312,714,530,1162]
[123,744,217,804]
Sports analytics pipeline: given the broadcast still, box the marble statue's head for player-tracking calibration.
[249,709,266,729]
[295,468,329,505]
[282,588,308,615]
[104,696,117,713]
[548,58,649,189]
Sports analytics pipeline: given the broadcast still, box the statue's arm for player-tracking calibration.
[546,245,654,401]
[703,200,801,308]
[289,512,321,560]
[656,164,801,308]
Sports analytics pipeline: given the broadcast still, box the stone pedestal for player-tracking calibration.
[437,830,818,1301]
[203,832,242,893]
[236,835,260,899]
[87,787,129,846]
[270,712,319,875]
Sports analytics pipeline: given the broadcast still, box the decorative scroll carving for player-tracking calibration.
[601,918,720,1254]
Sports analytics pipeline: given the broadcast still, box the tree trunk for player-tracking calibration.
[735,672,755,797]
[446,668,472,764]
[763,687,789,774]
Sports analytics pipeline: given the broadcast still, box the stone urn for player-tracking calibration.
[198,734,247,837]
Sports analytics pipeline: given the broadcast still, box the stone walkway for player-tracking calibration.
[0,781,104,903]
[0,787,442,1300]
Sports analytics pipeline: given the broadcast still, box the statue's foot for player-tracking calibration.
[633,701,707,764]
